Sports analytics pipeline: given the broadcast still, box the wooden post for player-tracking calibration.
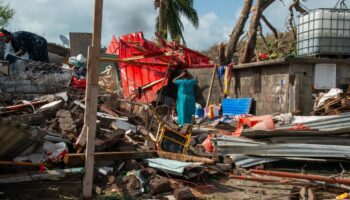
[206,65,218,107]
[83,0,103,199]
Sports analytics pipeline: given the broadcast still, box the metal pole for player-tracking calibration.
[250,169,350,185]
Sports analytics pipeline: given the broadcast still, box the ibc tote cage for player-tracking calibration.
[297,8,350,56]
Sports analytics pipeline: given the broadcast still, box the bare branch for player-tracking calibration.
[261,15,278,39]
[258,23,269,50]
[240,0,266,63]
[289,0,307,14]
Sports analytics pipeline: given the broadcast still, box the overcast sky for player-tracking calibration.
[6,0,347,51]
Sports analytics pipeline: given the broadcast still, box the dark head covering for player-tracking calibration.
[0,29,11,37]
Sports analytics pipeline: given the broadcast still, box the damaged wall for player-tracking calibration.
[187,68,222,106]
[230,57,350,115]
[230,64,290,115]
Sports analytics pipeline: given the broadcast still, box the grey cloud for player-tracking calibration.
[8,0,156,46]
[6,0,345,51]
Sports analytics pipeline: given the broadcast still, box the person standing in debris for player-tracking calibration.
[0,29,49,62]
[173,70,197,126]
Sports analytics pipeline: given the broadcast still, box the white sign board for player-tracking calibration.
[314,63,336,90]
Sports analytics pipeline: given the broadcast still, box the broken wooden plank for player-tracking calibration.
[323,105,350,115]
[0,161,49,167]
[341,98,350,106]
[64,151,157,166]
[0,167,84,184]
[157,151,214,164]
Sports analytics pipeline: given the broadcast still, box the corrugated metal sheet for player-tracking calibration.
[278,112,350,131]
[118,32,169,103]
[69,32,92,57]
[230,155,279,168]
[215,135,350,159]
[222,98,253,116]
[145,158,204,179]
[109,32,212,104]
[106,35,119,55]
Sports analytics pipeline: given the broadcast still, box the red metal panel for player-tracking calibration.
[108,31,212,104]
[106,35,119,55]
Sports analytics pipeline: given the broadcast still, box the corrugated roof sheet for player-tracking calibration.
[145,158,204,179]
[222,98,253,116]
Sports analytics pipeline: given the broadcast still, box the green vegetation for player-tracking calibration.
[0,1,14,27]
[155,0,199,44]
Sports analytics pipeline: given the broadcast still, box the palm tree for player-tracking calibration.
[154,0,199,44]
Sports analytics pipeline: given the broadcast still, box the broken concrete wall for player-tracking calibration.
[0,60,73,94]
[187,68,222,107]
[230,64,290,115]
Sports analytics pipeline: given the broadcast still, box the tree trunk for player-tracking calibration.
[218,42,226,66]
[240,0,275,64]
[224,0,253,65]
[258,23,268,50]
[240,0,265,63]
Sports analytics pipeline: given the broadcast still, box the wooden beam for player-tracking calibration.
[130,78,165,95]
[64,151,157,166]
[101,52,173,61]
[83,0,103,199]
[100,57,176,66]
[206,65,218,107]
[157,151,214,164]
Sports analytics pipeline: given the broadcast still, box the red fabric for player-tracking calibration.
[71,77,86,89]
[109,32,212,103]
[0,32,6,37]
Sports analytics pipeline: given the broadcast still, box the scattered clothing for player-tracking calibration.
[174,79,196,126]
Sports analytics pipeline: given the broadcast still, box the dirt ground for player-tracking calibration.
[191,177,339,200]
[0,176,342,200]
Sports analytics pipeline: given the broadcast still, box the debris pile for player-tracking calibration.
[1,32,350,200]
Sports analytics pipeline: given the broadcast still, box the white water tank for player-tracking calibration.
[297,9,350,56]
